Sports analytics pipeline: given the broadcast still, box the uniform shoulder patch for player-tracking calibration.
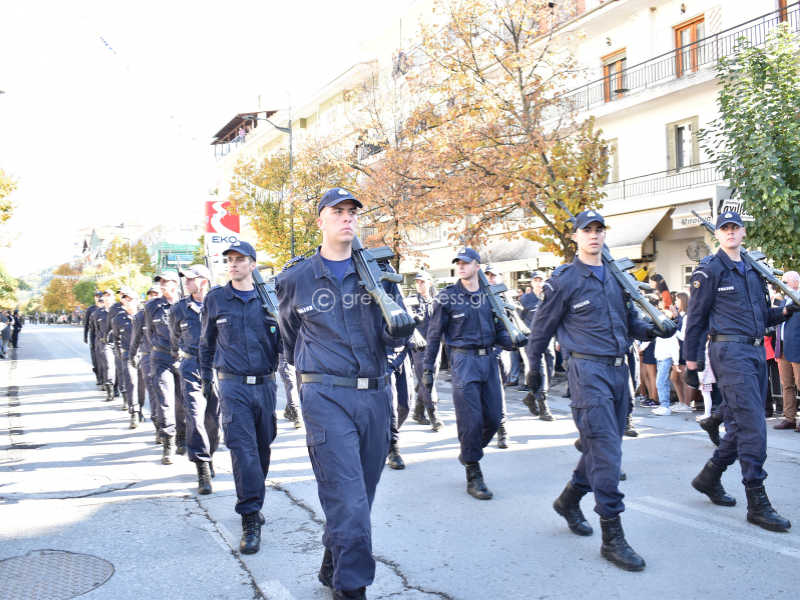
[551,264,571,277]
[206,285,224,297]
[693,280,701,288]
[281,255,306,273]
[699,254,716,265]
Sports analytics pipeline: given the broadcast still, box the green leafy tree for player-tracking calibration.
[699,24,800,270]
[42,264,78,312]
[191,234,206,265]
[105,237,156,277]
[73,280,98,307]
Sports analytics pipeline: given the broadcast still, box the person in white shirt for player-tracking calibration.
[651,312,681,416]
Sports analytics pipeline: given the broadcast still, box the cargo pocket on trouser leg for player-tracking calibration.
[306,426,337,486]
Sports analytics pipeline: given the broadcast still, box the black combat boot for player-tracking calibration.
[699,413,723,447]
[411,402,430,425]
[240,512,261,554]
[574,437,583,453]
[153,421,162,445]
[624,414,638,437]
[292,408,302,429]
[599,516,646,571]
[427,406,444,431]
[196,461,212,495]
[161,436,174,465]
[745,486,791,532]
[114,385,120,398]
[129,412,138,429]
[283,405,294,421]
[619,469,627,481]
[104,384,114,402]
[692,460,736,506]
[176,431,187,456]
[209,460,215,478]
[496,423,509,448]
[121,392,129,411]
[522,392,539,416]
[332,587,367,600]
[537,398,554,421]
[318,547,334,589]
[465,462,493,500]
[553,482,593,536]
[387,441,405,470]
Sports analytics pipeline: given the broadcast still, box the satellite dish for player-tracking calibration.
[686,240,711,262]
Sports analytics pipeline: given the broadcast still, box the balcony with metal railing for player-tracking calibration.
[602,162,724,202]
[545,3,799,121]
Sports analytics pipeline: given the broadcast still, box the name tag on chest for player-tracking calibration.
[717,286,735,292]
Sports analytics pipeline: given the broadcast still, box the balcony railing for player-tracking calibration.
[546,3,799,120]
[214,134,247,159]
[602,162,724,202]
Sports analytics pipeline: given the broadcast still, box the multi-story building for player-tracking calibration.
[212,0,795,291]
[137,221,204,272]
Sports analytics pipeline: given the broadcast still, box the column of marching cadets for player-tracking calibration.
[82,190,794,600]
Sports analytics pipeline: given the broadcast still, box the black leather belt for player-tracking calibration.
[711,335,764,346]
[179,350,198,360]
[301,373,391,389]
[217,370,276,385]
[570,351,626,366]
[450,346,493,356]
[151,345,173,356]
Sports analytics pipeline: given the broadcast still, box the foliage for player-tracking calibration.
[392,0,608,262]
[105,236,156,277]
[42,264,78,312]
[191,234,206,265]
[85,263,152,299]
[20,295,42,315]
[699,25,800,270]
[0,165,17,229]
[73,280,98,307]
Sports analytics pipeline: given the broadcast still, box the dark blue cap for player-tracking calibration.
[573,209,605,230]
[94,291,103,297]
[222,240,257,260]
[318,188,363,214]
[452,247,481,264]
[715,210,744,229]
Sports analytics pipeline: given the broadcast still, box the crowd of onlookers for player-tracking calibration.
[0,309,22,358]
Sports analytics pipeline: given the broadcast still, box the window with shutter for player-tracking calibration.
[675,16,706,77]
[666,116,700,172]
[602,49,627,102]
[605,138,619,183]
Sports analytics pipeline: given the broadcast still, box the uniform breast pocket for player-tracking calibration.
[450,311,469,337]
[568,296,597,323]
[179,322,190,332]
[296,305,328,336]
[215,315,237,346]
[261,316,279,346]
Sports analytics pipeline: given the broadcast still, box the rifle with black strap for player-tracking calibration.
[477,269,529,348]
[252,268,280,321]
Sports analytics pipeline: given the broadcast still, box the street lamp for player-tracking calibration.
[242,114,295,257]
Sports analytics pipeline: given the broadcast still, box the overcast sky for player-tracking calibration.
[0,0,416,276]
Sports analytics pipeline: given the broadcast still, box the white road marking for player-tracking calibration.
[626,501,800,559]
[639,496,799,540]
[259,580,297,600]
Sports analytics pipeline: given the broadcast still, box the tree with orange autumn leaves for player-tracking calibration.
[231,0,609,267]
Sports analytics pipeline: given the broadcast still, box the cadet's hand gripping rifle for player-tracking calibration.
[351,235,417,338]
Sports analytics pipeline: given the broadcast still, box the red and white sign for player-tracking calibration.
[205,200,240,236]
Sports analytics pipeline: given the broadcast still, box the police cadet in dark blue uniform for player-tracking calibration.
[276,188,410,600]
[145,271,186,465]
[684,211,795,532]
[200,241,280,555]
[131,287,161,443]
[422,247,515,500]
[92,290,115,402]
[84,293,103,385]
[106,293,127,405]
[408,271,444,430]
[528,209,676,571]
[520,271,557,417]
[112,287,145,429]
[387,343,413,469]
[171,264,221,496]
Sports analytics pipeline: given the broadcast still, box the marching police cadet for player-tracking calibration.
[528,209,676,571]
[387,344,413,469]
[92,290,116,402]
[171,264,221,495]
[684,211,795,532]
[106,292,127,405]
[84,292,103,386]
[408,271,444,430]
[145,271,186,464]
[112,287,145,428]
[200,241,280,555]
[422,247,515,500]
[278,353,303,428]
[484,264,513,448]
[519,272,556,420]
[276,188,410,600]
[131,286,161,443]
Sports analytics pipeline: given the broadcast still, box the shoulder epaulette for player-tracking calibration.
[281,255,306,273]
[207,285,224,295]
[551,264,572,277]
[699,254,716,265]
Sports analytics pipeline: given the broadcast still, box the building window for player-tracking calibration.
[602,49,627,102]
[666,117,700,172]
[675,16,706,77]
[605,138,619,184]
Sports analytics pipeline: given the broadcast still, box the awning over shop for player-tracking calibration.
[605,206,671,260]
[478,237,560,274]
[671,201,712,229]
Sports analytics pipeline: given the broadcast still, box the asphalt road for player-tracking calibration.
[1,325,799,600]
